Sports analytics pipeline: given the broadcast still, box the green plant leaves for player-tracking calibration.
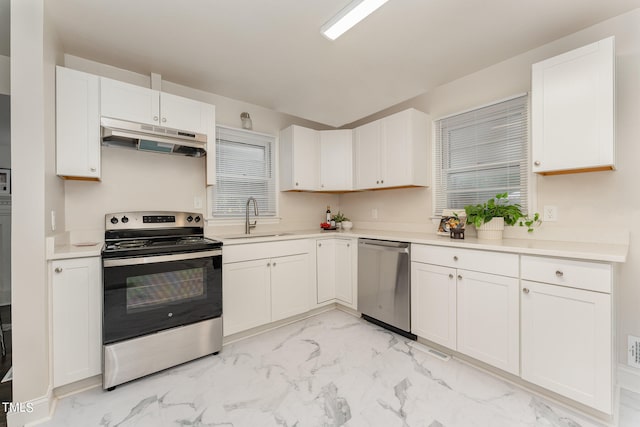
[464,193,540,232]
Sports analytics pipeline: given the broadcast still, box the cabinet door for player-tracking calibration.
[271,254,311,321]
[457,270,519,375]
[334,239,355,306]
[52,257,102,387]
[292,126,320,191]
[223,260,271,336]
[521,280,612,413]
[160,92,211,134]
[381,110,412,187]
[100,77,160,126]
[532,37,614,174]
[56,67,101,179]
[316,239,336,304]
[319,130,353,191]
[354,120,381,189]
[410,262,457,350]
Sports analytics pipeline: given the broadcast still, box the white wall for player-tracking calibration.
[63,56,339,239]
[340,9,640,366]
[10,0,50,415]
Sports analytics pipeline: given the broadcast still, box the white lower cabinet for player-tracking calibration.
[52,257,102,387]
[222,259,271,336]
[315,238,357,309]
[411,245,519,375]
[457,270,519,375]
[222,240,312,336]
[520,255,613,413]
[410,263,456,349]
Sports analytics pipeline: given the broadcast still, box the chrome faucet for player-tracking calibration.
[245,197,259,234]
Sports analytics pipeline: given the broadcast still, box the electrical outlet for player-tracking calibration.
[194,196,203,209]
[629,336,640,368]
[371,208,378,219]
[543,205,558,222]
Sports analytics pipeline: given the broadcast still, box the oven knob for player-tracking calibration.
[110,217,118,224]
[121,216,129,224]
[187,216,194,222]
[194,216,201,223]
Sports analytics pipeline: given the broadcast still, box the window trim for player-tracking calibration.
[206,125,280,226]
[431,93,536,217]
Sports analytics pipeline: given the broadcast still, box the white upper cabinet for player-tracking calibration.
[279,125,320,191]
[56,66,101,180]
[354,108,430,190]
[319,130,353,191]
[532,36,615,175]
[100,77,160,126]
[100,77,213,135]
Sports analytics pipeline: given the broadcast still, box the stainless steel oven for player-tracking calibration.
[101,211,223,389]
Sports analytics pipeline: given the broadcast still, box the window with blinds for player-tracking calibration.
[433,95,530,215]
[211,127,276,218]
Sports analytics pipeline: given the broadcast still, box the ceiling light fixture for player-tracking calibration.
[321,0,389,41]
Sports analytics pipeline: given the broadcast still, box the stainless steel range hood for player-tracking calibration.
[101,117,207,158]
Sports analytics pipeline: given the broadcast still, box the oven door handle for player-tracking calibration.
[103,249,222,267]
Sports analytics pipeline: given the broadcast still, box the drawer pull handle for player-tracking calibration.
[555,270,564,277]
[453,256,458,261]
[54,267,63,273]
[523,288,530,294]
[457,275,462,280]
[448,274,454,279]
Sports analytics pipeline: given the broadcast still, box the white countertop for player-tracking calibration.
[212,228,628,263]
[47,241,103,260]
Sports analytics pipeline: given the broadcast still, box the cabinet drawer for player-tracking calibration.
[411,244,518,277]
[521,256,611,293]
[223,239,311,264]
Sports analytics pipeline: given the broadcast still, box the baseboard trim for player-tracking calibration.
[618,363,640,394]
[6,389,53,427]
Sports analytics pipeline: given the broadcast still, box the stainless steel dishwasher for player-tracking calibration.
[358,239,415,339]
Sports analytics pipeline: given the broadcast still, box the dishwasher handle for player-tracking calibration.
[359,239,409,253]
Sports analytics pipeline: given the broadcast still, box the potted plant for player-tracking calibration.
[464,193,540,240]
[332,211,353,230]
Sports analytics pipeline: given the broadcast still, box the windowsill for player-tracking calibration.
[206,217,281,227]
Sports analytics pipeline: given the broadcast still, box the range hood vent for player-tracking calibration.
[101,117,207,158]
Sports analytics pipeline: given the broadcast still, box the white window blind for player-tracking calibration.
[433,95,529,215]
[211,127,276,218]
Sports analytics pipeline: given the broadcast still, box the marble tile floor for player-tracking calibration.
[41,310,640,427]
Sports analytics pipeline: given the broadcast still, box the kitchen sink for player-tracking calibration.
[222,232,294,239]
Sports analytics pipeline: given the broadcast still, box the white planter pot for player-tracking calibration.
[341,221,353,231]
[476,217,505,240]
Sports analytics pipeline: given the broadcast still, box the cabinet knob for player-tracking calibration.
[555,270,564,277]
[162,117,167,123]
[376,180,379,184]
[318,243,322,247]
[90,167,96,172]
[267,262,271,267]
[153,116,159,122]
[457,275,462,280]
[381,180,384,184]
[54,267,62,273]
[448,273,454,279]
[295,182,299,186]
[272,262,276,267]
[523,287,530,294]
[534,161,541,166]
[453,256,458,261]
[321,184,324,188]
[347,243,350,247]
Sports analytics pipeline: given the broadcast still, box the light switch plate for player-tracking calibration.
[194,197,203,209]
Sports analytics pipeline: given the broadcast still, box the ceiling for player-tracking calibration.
[32,1,640,126]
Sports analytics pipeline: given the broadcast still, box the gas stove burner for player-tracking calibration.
[115,240,150,249]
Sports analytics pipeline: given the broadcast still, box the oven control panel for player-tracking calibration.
[105,211,203,230]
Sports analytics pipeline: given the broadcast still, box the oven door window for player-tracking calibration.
[103,255,222,344]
